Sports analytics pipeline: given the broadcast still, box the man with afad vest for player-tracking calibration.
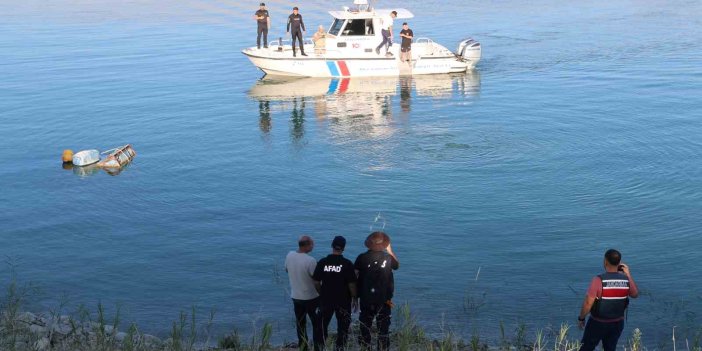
[312,236,357,351]
[577,249,639,351]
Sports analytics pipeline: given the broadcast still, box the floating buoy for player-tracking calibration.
[62,149,74,163]
[72,150,100,167]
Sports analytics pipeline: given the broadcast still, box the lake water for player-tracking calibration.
[1,0,701,346]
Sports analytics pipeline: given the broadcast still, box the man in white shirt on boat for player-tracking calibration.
[375,10,397,57]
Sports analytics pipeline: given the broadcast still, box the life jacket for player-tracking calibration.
[590,272,630,320]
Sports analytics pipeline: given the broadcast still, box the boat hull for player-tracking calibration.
[242,48,473,77]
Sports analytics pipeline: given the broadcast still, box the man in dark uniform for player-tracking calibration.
[577,249,639,351]
[313,236,357,351]
[355,232,399,351]
[287,6,307,57]
[253,2,270,49]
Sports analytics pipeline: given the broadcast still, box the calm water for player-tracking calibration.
[1,0,701,346]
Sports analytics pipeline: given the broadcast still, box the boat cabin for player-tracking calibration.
[321,2,414,58]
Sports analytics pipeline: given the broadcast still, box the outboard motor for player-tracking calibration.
[456,38,481,62]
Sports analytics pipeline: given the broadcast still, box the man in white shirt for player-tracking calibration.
[375,10,397,57]
[285,235,322,351]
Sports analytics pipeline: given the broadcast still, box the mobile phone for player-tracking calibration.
[618,265,624,271]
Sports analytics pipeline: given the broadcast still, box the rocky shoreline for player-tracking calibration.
[4,311,164,351]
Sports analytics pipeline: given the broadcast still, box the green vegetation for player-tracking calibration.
[2,274,700,350]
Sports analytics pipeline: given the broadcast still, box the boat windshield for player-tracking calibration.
[341,19,374,36]
[329,18,345,36]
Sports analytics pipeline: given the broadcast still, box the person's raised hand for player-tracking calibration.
[619,263,631,276]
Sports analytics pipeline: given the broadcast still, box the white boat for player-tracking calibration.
[72,149,100,166]
[242,0,481,77]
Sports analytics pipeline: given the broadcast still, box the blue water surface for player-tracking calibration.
[1,0,701,346]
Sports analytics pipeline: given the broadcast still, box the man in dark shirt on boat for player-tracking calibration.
[399,22,413,63]
[287,7,307,57]
[253,3,270,49]
[313,236,357,351]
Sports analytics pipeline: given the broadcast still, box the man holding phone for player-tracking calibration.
[577,249,639,351]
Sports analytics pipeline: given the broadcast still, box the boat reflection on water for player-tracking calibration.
[248,71,480,143]
[64,163,131,177]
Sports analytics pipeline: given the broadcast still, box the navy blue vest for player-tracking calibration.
[590,272,630,320]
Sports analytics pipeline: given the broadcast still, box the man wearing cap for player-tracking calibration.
[285,235,323,351]
[287,7,307,57]
[312,236,357,351]
[354,231,399,351]
[253,3,271,49]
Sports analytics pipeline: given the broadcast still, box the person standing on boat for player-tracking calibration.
[355,231,399,351]
[285,235,323,351]
[399,22,413,63]
[375,11,397,57]
[312,236,357,351]
[577,249,639,351]
[253,2,270,49]
[287,7,307,57]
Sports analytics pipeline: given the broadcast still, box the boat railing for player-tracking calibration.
[414,37,439,56]
[274,38,315,47]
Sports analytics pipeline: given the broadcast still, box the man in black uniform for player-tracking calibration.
[399,22,413,63]
[312,236,357,351]
[253,2,270,49]
[287,6,307,57]
[355,232,399,351]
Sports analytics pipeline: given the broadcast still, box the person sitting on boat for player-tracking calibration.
[399,22,413,63]
[375,11,397,57]
[313,25,327,55]
[287,7,307,57]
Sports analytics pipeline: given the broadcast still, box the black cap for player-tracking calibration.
[402,22,408,25]
[332,236,346,250]
[260,2,265,6]
[293,6,299,10]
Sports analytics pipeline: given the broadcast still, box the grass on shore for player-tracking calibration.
[2,274,701,351]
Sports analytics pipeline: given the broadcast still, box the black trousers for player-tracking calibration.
[359,302,391,351]
[291,30,305,54]
[579,318,625,351]
[293,298,323,351]
[320,302,352,351]
[257,24,268,48]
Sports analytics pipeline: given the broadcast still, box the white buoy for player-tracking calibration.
[72,150,100,166]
